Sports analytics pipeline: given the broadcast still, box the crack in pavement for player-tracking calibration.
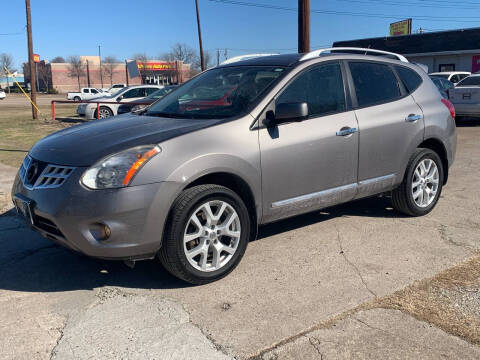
[307,336,325,359]
[334,225,377,298]
[49,316,68,360]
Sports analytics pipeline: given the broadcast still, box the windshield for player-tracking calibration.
[148,86,176,100]
[145,66,286,119]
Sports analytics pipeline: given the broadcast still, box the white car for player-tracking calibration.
[67,88,106,101]
[102,83,126,94]
[77,85,163,119]
[429,71,471,84]
[449,74,480,117]
[0,89,5,100]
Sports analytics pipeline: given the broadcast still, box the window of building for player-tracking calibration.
[276,62,346,117]
[349,62,401,107]
[439,64,455,72]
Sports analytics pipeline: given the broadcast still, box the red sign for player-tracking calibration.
[472,55,480,73]
[33,54,40,63]
[137,61,176,71]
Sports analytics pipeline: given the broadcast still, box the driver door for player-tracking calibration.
[259,62,359,223]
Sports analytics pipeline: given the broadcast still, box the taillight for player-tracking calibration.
[441,98,455,119]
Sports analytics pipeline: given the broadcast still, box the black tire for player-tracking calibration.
[159,184,250,284]
[392,148,444,216]
[94,106,113,119]
[73,96,81,102]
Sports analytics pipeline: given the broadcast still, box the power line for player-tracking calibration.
[333,0,480,10]
[0,26,26,36]
[208,0,480,22]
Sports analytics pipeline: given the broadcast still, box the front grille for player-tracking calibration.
[34,215,64,237]
[20,155,75,190]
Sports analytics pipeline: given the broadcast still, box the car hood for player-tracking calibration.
[29,114,221,166]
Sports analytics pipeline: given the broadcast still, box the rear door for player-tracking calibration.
[348,62,424,198]
[259,61,359,222]
[450,76,480,115]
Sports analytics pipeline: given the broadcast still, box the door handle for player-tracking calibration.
[336,127,357,136]
[405,114,423,122]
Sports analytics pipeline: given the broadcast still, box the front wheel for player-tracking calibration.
[94,106,113,119]
[159,184,250,284]
[392,148,444,216]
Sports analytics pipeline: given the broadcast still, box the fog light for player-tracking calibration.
[98,224,111,240]
[90,223,111,241]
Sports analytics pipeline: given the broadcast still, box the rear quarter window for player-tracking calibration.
[395,66,423,94]
[349,62,401,107]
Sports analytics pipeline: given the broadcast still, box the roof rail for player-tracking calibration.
[220,53,279,65]
[300,47,409,63]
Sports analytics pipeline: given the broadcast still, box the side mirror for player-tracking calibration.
[117,95,123,102]
[264,102,308,127]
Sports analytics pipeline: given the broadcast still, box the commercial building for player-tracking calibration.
[333,27,480,74]
[40,56,191,93]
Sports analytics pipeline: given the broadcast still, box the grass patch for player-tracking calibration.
[0,98,79,167]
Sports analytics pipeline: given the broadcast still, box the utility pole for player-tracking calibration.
[86,60,91,87]
[99,45,103,88]
[25,0,37,119]
[195,0,205,71]
[298,0,310,53]
[216,49,220,66]
[125,60,129,86]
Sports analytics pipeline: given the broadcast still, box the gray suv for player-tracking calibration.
[12,48,457,284]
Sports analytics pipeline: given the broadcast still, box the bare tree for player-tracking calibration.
[66,55,85,91]
[192,50,213,74]
[51,56,65,63]
[163,43,197,64]
[102,56,118,86]
[0,53,15,93]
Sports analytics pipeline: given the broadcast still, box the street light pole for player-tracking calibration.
[298,0,310,53]
[25,0,38,119]
[195,0,205,71]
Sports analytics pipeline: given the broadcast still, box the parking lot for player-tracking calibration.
[0,96,479,359]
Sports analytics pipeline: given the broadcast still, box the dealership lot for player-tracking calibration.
[0,102,479,358]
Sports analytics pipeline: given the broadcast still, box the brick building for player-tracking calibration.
[46,56,191,93]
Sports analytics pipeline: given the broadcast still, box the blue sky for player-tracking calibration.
[1,0,479,70]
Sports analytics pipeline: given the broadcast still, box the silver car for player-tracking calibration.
[12,48,457,284]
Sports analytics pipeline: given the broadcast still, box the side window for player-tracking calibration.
[456,76,480,87]
[123,88,144,98]
[441,79,454,90]
[145,87,158,96]
[82,89,89,93]
[395,66,423,93]
[276,62,346,117]
[450,75,460,83]
[349,62,401,107]
[91,89,98,94]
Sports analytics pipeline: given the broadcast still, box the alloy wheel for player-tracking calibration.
[412,159,439,208]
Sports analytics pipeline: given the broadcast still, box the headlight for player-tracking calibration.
[81,145,161,189]
[131,105,145,112]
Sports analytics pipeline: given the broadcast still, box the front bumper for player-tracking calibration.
[11,168,180,260]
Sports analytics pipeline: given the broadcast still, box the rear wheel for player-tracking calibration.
[159,184,250,284]
[73,96,81,102]
[392,148,444,216]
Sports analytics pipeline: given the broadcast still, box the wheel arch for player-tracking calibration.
[418,137,449,184]
[183,172,259,242]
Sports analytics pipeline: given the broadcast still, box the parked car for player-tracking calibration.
[0,89,5,100]
[12,48,456,284]
[77,85,163,119]
[448,74,480,117]
[429,71,470,84]
[117,85,177,115]
[102,83,126,94]
[429,76,454,99]
[67,88,105,101]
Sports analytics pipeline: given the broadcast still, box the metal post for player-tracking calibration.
[51,101,55,121]
[25,0,38,119]
[298,0,310,53]
[99,45,103,88]
[86,60,91,87]
[195,0,205,71]
[125,60,129,86]
[35,62,39,92]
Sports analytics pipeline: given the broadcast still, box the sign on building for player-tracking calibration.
[33,54,40,63]
[126,60,140,78]
[390,19,412,36]
[137,62,176,71]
